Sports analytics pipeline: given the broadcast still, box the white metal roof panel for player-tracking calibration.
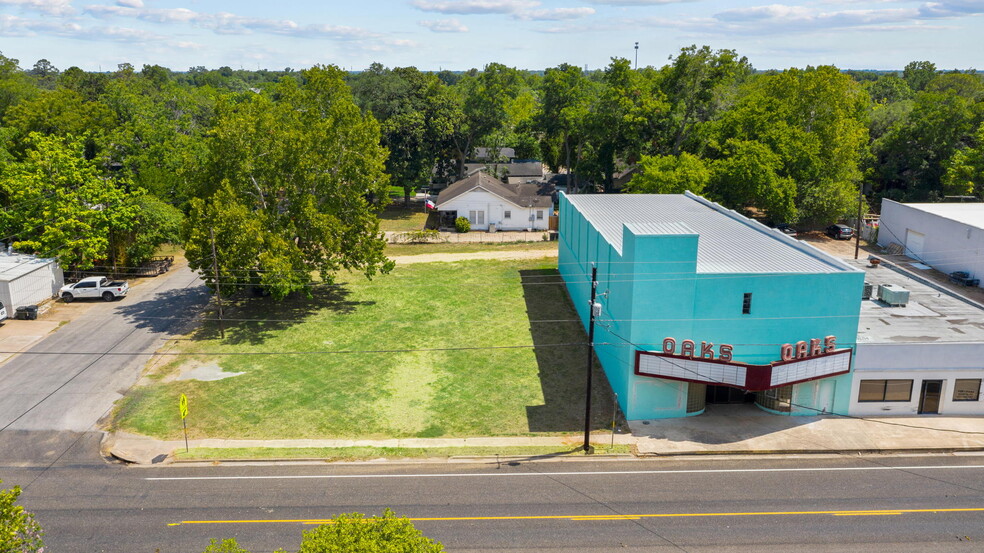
[564,193,854,274]
[0,253,57,281]
[896,202,984,230]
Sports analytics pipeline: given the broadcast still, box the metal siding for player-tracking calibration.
[565,194,850,274]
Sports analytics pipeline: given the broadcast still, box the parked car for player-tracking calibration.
[775,223,798,237]
[59,276,129,302]
[0,300,6,322]
[826,224,854,240]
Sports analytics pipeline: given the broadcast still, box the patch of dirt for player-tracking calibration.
[797,230,871,259]
[389,249,559,265]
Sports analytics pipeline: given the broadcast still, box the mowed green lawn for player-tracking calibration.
[114,259,615,440]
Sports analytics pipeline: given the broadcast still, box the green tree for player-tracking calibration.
[0,133,140,268]
[184,66,393,300]
[662,45,752,155]
[535,63,596,190]
[625,152,709,195]
[711,66,868,223]
[586,58,668,191]
[903,61,937,92]
[867,74,913,104]
[350,64,455,205]
[3,88,116,158]
[297,509,443,553]
[449,63,525,177]
[0,51,38,122]
[0,480,44,553]
[28,58,59,90]
[943,122,984,197]
[709,139,798,223]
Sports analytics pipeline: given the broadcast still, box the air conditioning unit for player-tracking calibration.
[878,284,910,307]
[862,282,873,300]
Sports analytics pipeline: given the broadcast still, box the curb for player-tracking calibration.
[168,453,639,465]
[638,446,984,457]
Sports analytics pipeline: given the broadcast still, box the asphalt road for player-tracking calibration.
[0,264,209,465]
[10,454,984,553]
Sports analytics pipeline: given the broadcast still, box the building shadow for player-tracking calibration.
[520,269,620,433]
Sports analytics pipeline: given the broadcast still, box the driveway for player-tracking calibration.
[0,262,209,466]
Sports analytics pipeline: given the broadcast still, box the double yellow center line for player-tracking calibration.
[168,507,984,526]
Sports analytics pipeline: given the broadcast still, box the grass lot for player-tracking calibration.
[378,204,429,232]
[386,241,557,257]
[114,259,615,440]
[174,444,632,461]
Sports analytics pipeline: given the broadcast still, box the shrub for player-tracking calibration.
[454,217,470,233]
[398,229,444,243]
[297,509,443,553]
[0,479,44,553]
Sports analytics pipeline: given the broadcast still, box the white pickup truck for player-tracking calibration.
[60,276,129,302]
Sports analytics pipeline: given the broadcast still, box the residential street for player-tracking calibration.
[11,453,984,553]
[0,263,209,466]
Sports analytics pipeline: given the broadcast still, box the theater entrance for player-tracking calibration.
[705,385,755,404]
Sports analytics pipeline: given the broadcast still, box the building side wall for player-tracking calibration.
[878,200,984,283]
[440,190,549,231]
[7,262,64,308]
[850,343,984,415]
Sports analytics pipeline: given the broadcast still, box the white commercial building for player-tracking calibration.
[0,252,64,312]
[851,259,984,416]
[877,200,984,285]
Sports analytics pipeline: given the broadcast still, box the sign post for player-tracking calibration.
[179,393,189,453]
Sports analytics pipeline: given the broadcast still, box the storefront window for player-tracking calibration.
[953,379,981,402]
[757,385,792,412]
[686,383,706,413]
[858,379,913,402]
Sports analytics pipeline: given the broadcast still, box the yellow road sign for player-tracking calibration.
[179,393,188,420]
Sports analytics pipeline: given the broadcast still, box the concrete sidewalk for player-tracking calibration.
[105,404,984,464]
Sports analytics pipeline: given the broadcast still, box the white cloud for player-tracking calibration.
[0,0,74,16]
[419,18,469,32]
[585,0,697,5]
[116,0,142,7]
[517,7,595,20]
[410,0,539,14]
[83,5,379,40]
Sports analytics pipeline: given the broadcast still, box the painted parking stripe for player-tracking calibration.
[146,464,984,481]
[168,507,984,526]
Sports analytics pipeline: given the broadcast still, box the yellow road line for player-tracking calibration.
[170,507,984,526]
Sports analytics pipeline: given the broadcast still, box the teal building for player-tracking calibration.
[558,192,866,419]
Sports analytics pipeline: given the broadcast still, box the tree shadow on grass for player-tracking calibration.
[114,286,212,335]
[521,269,619,433]
[191,285,375,346]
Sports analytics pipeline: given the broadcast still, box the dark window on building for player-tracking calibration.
[536,210,544,220]
[858,379,913,402]
[953,379,981,401]
[504,210,511,219]
[742,293,752,314]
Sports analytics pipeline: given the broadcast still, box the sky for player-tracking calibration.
[0,0,981,73]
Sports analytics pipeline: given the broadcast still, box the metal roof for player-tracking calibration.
[0,252,58,282]
[564,192,855,274]
[890,202,984,229]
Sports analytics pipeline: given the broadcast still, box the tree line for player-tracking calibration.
[0,49,981,295]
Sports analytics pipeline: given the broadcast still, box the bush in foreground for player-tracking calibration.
[202,509,443,553]
[454,217,470,233]
[0,479,44,553]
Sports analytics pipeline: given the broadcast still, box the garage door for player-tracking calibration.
[905,229,925,259]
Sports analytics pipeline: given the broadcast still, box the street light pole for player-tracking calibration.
[854,184,864,260]
[634,42,639,69]
[583,264,598,453]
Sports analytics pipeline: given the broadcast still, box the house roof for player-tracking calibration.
[473,147,515,161]
[0,252,57,282]
[436,172,553,209]
[888,201,984,229]
[563,192,857,274]
[486,162,544,179]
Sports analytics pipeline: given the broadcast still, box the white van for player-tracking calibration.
[0,300,6,322]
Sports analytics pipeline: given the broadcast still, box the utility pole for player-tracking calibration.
[634,42,639,69]
[854,184,864,260]
[210,228,225,339]
[583,264,599,453]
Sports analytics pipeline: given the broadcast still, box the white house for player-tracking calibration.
[436,172,553,231]
[0,251,64,312]
[877,200,984,285]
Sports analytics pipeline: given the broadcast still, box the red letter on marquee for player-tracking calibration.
[824,335,837,352]
[810,338,822,356]
[681,340,695,357]
[780,344,794,361]
[662,338,676,354]
[700,341,715,360]
[795,341,808,359]
[719,344,733,361]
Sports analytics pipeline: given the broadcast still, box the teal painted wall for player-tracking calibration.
[558,193,865,420]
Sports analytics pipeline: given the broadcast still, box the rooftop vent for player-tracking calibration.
[878,284,910,307]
